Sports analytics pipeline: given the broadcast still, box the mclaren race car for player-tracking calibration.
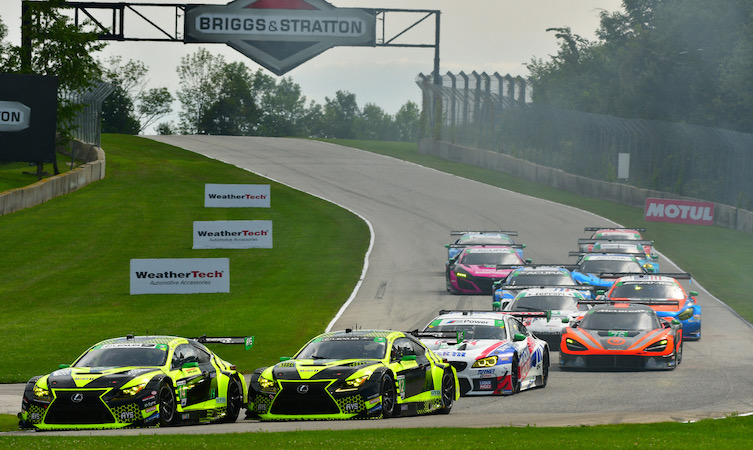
[246,329,459,420]
[418,310,550,396]
[560,303,683,370]
[18,334,251,430]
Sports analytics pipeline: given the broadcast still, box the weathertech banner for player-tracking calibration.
[130,258,230,294]
[193,220,273,249]
[205,183,271,207]
[644,198,714,225]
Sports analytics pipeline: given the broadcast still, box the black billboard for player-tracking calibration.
[0,73,58,163]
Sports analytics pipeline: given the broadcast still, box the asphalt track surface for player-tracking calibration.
[5,136,753,435]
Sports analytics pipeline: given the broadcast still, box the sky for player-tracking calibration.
[0,0,623,133]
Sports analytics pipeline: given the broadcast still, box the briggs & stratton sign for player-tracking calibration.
[184,0,376,75]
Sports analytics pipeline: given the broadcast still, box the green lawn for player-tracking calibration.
[1,135,750,442]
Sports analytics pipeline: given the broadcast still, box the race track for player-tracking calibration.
[6,136,753,434]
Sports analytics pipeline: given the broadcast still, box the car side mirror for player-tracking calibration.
[513,333,526,342]
[181,361,199,370]
[689,291,698,297]
[279,356,291,362]
[400,354,417,362]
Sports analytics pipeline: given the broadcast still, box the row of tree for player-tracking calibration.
[0,3,421,142]
[527,0,753,134]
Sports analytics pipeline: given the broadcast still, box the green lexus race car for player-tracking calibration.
[18,334,251,430]
[246,329,459,420]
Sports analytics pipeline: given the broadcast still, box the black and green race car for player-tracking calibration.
[18,334,251,430]
[246,329,459,420]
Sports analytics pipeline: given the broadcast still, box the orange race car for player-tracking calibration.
[559,303,682,370]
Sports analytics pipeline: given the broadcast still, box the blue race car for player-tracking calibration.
[570,254,656,290]
[601,274,701,340]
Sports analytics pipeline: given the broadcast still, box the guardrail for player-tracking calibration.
[0,140,106,216]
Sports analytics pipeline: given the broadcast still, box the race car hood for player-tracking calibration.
[423,339,515,359]
[569,328,663,350]
[458,264,515,278]
[524,310,576,331]
[40,366,161,390]
[269,359,380,381]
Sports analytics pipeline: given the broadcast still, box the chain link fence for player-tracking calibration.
[417,72,753,211]
[59,81,113,146]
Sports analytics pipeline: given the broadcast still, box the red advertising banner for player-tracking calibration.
[644,198,714,225]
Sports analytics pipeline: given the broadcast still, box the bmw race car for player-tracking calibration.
[446,245,528,294]
[570,254,656,289]
[418,310,550,396]
[445,230,522,262]
[560,303,683,370]
[492,265,587,307]
[246,329,458,420]
[501,287,593,348]
[18,334,251,430]
[601,274,701,340]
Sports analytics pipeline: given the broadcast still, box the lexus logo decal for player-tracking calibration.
[297,384,309,394]
[71,393,84,403]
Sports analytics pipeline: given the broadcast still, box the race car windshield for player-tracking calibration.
[594,245,644,254]
[430,325,507,340]
[611,283,685,299]
[580,311,660,331]
[511,296,582,311]
[579,260,644,274]
[462,252,520,265]
[507,273,577,286]
[297,339,387,360]
[74,347,168,367]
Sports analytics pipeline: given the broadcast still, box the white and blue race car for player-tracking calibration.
[417,310,549,396]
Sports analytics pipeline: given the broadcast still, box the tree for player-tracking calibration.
[355,103,396,141]
[101,83,140,134]
[257,74,307,137]
[323,90,359,139]
[199,61,258,135]
[176,48,225,134]
[137,87,173,134]
[4,0,106,143]
[394,101,421,142]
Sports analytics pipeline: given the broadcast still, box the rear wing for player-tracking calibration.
[410,330,465,344]
[577,299,682,307]
[578,238,654,246]
[498,285,598,293]
[437,309,551,321]
[608,272,692,280]
[448,244,526,249]
[584,227,646,232]
[192,335,255,350]
[450,230,518,236]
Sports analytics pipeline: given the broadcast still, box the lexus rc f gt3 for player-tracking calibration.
[245,329,459,420]
[18,335,251,430]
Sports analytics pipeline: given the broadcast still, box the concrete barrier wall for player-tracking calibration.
[419,138,753,235]
[0,142,106,216]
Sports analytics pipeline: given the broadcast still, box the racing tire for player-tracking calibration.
[438,369,455,414]
[380,373,397,418]
[158,380,179,427]
[675,341,683,367]
[507,355,521,395]
[537,350,550,388]
[221,377,243,423]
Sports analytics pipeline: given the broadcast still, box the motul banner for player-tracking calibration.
[644,198,714,225]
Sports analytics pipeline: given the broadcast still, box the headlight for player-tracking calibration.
[646,339,668,352]
[565,338,587,351]
[33,385,52,402]
[119,382,147,397]
[336,374,370,392]
[258,374,277,392]
[455,271,467,278]
[677,308,694,321]
[472,356,498,368]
